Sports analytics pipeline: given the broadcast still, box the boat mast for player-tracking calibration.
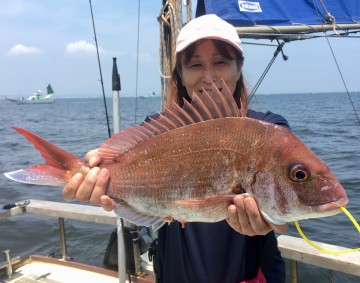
[158,0,192,109]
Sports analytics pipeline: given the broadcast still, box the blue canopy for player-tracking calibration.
[194,0,360,95]
[196,0,360,28]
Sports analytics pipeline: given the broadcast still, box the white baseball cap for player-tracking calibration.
[176,14,243,54]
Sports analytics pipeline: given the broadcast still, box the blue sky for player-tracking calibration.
[1,0,359,98]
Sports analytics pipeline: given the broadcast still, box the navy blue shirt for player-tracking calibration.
[148,110,289,283]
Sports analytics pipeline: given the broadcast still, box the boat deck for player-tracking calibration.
[0,200,154,283]
[6,255,119,283]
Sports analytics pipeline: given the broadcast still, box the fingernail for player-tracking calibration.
[73,173,83,182]
[228,204,236,214]
[89,167,100,179]
[99,169,108,178]
[100,197,107,206]
[89,156,97,167]
[234,197,242,206]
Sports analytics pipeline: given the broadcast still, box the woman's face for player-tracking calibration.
[179,39,242,99]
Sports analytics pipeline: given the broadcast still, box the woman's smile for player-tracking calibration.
[180,39,242,99]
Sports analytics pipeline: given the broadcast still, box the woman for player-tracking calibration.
[63,14,288,283]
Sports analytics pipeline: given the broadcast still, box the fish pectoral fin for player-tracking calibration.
[175,194,235,207]
[174,194,235,217]
[113,200,166,229]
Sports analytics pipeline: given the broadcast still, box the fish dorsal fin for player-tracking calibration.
[99,78,242,163]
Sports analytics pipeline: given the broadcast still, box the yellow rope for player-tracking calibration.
[295,206,360,254]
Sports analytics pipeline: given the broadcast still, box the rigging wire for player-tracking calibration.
[88,0,111,138]
[134,0,141,124]
[323,36,360,126]
[312,0,360,126]
[249,40,288,101]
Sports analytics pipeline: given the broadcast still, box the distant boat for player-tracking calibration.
[6,84,55,104]
[140,91,156,99]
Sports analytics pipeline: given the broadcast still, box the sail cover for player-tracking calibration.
[196,0,360,26]
[196,0,360,39]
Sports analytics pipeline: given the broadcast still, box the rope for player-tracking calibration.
[311,0,360,126]
[319,0,338,35]
[158,2,177,108]
[185,0,192,23]
[295,206,360,254]
[159,10,173,79]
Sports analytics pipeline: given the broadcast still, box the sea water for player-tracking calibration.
[0,93,359,282]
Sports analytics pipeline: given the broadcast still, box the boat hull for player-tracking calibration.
[6,84,55,104]
[6,97,54,104]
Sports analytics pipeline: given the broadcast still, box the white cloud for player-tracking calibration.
[8,44,42,55]
[65,40,103,54]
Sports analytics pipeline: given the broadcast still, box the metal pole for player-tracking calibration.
[112,58,127,283]
[117,218,126,283]
[59,218,68,260]
[131,228,141,274]
[290,260,298,283]
[3,250,13,279]
[112,58,121,133]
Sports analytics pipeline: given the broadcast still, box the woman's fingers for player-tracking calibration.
[63,173,84,201]
[100,195,116,211]
[62,149,114,212]
[89,168,110,205]
[227,194,282,236]
[75,167,100,202]
[85,149,101,166]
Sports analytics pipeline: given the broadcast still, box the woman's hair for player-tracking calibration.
[165,39,248,114]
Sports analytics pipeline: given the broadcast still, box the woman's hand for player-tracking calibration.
[226,194,288,236]
[62,149,115,211]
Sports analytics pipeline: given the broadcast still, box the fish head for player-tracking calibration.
[251,127,348,224]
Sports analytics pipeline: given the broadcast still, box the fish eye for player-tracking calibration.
[290,163,309,182]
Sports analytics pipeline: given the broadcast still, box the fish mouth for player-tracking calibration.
[316,197,349,213]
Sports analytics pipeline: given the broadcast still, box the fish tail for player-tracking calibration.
[4,127,89,187]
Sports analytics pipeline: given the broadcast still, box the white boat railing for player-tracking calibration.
[1,199,117,265]
[1,199,360,282]
[278,235,360,283]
